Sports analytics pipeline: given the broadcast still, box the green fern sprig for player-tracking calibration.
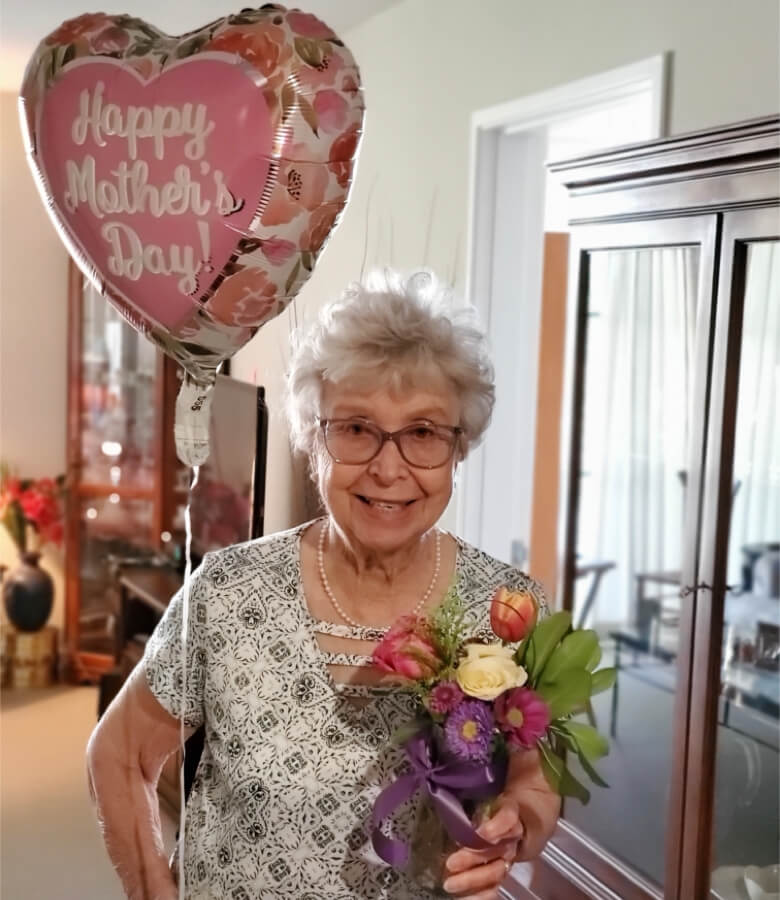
[430,580,470,667]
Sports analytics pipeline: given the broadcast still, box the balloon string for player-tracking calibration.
[179,463,199,900]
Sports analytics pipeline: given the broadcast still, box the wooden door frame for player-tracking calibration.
[458,55,668,556]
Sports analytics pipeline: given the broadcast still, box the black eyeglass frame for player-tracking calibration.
[318,418,464,469]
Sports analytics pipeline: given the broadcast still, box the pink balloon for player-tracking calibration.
[20,7,365,386]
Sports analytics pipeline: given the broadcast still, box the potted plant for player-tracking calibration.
[0,465,65,632]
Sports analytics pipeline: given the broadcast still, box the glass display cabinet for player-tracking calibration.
[64,261,186,682]
[509,116,779,900]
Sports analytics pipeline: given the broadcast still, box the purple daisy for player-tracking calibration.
[444,700,494,762]
[429,681,464,715]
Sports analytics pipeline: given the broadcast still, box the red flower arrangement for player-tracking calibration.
[0,466,66,553]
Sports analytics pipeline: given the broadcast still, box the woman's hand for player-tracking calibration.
[442,747,561,899]
[441,794,523,899]
[87,666,193,900]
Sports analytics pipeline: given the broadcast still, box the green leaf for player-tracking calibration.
[537,740,564,792]
[560,721,609,761]
[575,751,610,789]
[585,642,602,672]
[176,35,207,59]
[284,258,302,297]
[591,667,617,695]
[129,41,154,58]
[525,611,572,683]
[536,668,592,720]
[538,741,590,803]
[62,43,77,67]
[541,629,600,684]
[237,238,263,254]
[297,93,319,136]
[281,82,296,122]
[390,718,426,746]
[560,762,591,804]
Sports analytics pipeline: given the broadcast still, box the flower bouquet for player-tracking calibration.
[370,583,616,889]
[0,465,66,552]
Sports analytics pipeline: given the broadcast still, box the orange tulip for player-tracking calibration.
[490,586,538,643]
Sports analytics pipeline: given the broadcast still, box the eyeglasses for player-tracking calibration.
[319,418,463,469]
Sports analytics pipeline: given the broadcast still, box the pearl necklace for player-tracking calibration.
[317,520,441,633]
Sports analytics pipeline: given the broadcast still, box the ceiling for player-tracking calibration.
[0,0,400,92]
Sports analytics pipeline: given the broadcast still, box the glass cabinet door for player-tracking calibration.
[67,267,164,675]
[77,495,156,656]
[706,228,779,899]
[80,284,159,490]
[558,216,718,896]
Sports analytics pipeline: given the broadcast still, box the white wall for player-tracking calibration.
[0,91,68,626]
[232,0,780,534]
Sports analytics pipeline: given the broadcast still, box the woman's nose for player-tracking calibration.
[368,436,406,480]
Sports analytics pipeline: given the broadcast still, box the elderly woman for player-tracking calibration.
[87,270,560,900]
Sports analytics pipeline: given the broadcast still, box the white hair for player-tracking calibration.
[285,269,495,457]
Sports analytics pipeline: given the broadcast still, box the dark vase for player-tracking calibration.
[2,551,54,632]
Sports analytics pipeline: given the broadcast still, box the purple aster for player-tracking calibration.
[429,681,464,715]
[444,700,494,762]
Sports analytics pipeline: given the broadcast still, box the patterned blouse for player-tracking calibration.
[143,520,547,899]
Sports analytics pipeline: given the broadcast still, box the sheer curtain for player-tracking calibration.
[726,241,780,589]
[575,247,699,626]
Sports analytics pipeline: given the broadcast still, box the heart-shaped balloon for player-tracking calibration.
[20,6,364,389]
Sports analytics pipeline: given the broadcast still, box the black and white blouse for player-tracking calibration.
[143,520,547,899]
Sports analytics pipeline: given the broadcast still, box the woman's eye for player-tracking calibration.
[346,422,368,436]
[410,426,436,440]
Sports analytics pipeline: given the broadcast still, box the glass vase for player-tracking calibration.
[407,797,497,894]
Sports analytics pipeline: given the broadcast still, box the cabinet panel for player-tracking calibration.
[708,241,779,896]
[538,115,779,900]
[688,211,780,900]
[65,262,169,681]
[80,286,160,490]
[77,495,156,656]
[557,217,716,895]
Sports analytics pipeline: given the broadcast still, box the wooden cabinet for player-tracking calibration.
[64,262,188,683]
[526,116,779,899]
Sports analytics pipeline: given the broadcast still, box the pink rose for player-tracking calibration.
[91,25,131,53]
[328,123,360,188]
[372,615,443,681]
[313,90,348,134]
[206,268,278,327]
[261,156,329,227]
[45,13,112,45]
[296,45,345,91]
[287,11,336,40]
[299,204,340,254]
[259,236,297,266]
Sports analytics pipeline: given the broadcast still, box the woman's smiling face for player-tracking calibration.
[314,374,462,555]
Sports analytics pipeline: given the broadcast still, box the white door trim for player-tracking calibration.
[457,54,669,553]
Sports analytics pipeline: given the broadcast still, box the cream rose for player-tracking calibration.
[454,643,528,701]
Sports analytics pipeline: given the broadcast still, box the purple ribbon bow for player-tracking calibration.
[371,731,507,868]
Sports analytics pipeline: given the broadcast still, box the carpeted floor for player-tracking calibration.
[1,685,176,900]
